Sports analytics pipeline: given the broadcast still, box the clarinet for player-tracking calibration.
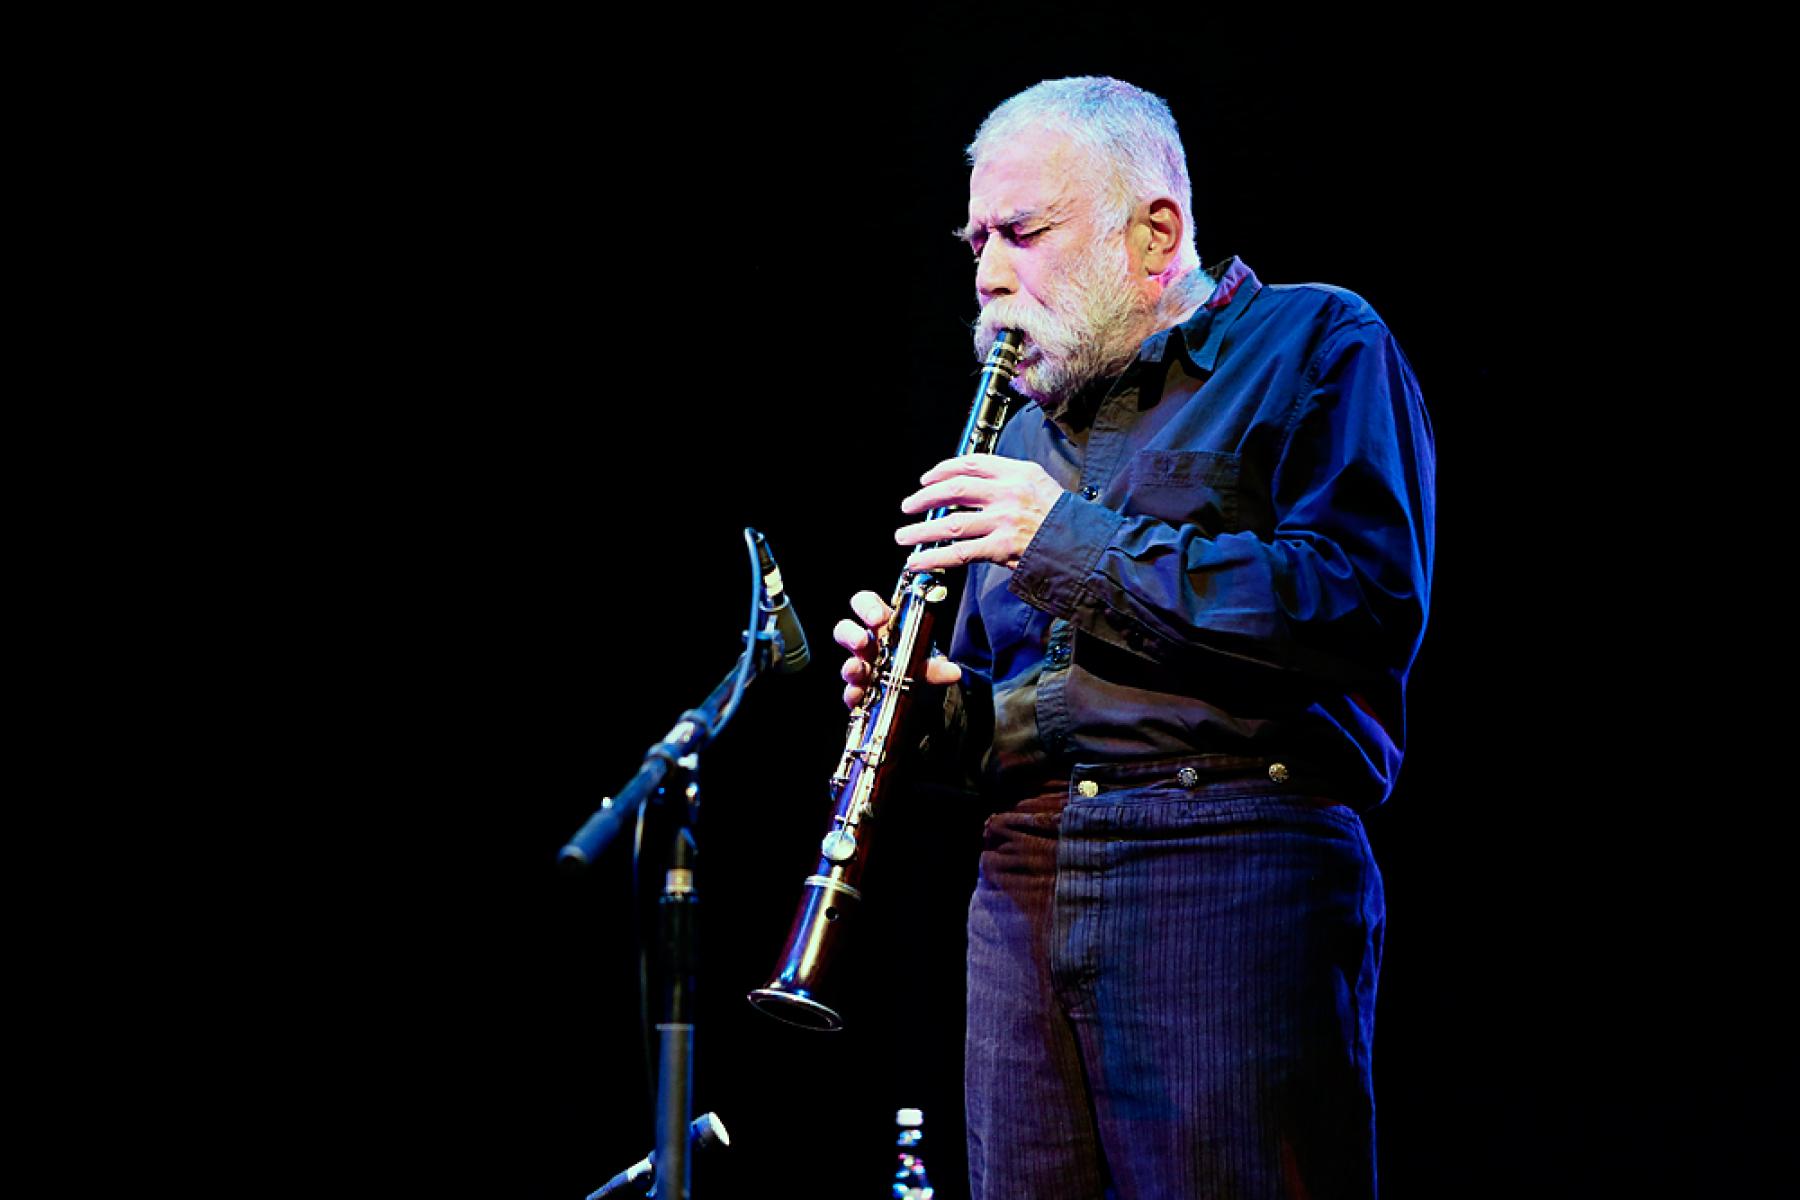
[748,330,1023,1031]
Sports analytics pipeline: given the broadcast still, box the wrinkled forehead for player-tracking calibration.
[967,128,1091,224]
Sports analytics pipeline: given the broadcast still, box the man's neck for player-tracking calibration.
[1155,264,1218,331]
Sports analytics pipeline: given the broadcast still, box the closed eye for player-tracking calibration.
[968,224,1050,261]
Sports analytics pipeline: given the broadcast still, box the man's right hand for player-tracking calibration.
[834,590,963,709]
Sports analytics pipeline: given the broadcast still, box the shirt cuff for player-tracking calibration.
[1008,489,1127,619]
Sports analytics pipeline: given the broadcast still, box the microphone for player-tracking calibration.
[587,1111,730,1198]
[751,529,810,675]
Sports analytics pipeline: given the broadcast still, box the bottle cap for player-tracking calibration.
[897,1107,924,1127]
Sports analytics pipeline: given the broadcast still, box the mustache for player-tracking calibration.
[974,304,1053,358]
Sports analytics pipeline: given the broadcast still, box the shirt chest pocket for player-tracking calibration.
[1119,449,1241,535]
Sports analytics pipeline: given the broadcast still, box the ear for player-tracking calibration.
[1133,197,1185,276]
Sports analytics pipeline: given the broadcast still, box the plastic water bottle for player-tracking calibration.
[892,1107,934,1199]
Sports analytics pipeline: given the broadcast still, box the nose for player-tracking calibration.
[975,237,1016,304]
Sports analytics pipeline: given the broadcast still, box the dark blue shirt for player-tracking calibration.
[947,258,1435,809]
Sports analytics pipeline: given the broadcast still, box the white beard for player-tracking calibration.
[974,234,1153,410]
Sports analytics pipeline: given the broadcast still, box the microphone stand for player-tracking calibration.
[561,529,801,1199]
[654,774,699,1200]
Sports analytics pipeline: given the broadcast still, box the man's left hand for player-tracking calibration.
[896,453,1066,572]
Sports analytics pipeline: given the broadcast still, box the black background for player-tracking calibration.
[298,11,1773,1198]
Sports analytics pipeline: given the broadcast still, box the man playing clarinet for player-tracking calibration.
[836,77,1435,1200]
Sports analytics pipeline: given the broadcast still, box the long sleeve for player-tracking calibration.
[1010,320,1435,692]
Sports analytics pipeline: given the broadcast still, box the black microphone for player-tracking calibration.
[751,529,810,675]
[587,1111,730,1198]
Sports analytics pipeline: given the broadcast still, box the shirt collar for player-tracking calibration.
[1136,256,1260,375]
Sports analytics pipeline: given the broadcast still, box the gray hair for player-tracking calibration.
[968,77,1200,273]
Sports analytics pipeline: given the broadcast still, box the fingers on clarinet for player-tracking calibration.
[841,655,872,686]
[904,543,963,573]
[920,454,997,485]
[842,682,865,709]
[902,479,982,515]
[833,617,874,656]
[902,548,938,573]
[900,511,992,546]
[899,485,942,515]
[917,459,956,486]
[849,590,892,630]
[926,657,962,686]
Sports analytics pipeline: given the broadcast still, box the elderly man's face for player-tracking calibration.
[965,127,1154,406]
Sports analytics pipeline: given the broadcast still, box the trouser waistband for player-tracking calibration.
[1001,752,1347,805]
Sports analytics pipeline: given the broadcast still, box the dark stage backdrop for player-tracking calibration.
[327,12,1768,1199]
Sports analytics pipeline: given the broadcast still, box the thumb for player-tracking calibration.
[925,652,963,687]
